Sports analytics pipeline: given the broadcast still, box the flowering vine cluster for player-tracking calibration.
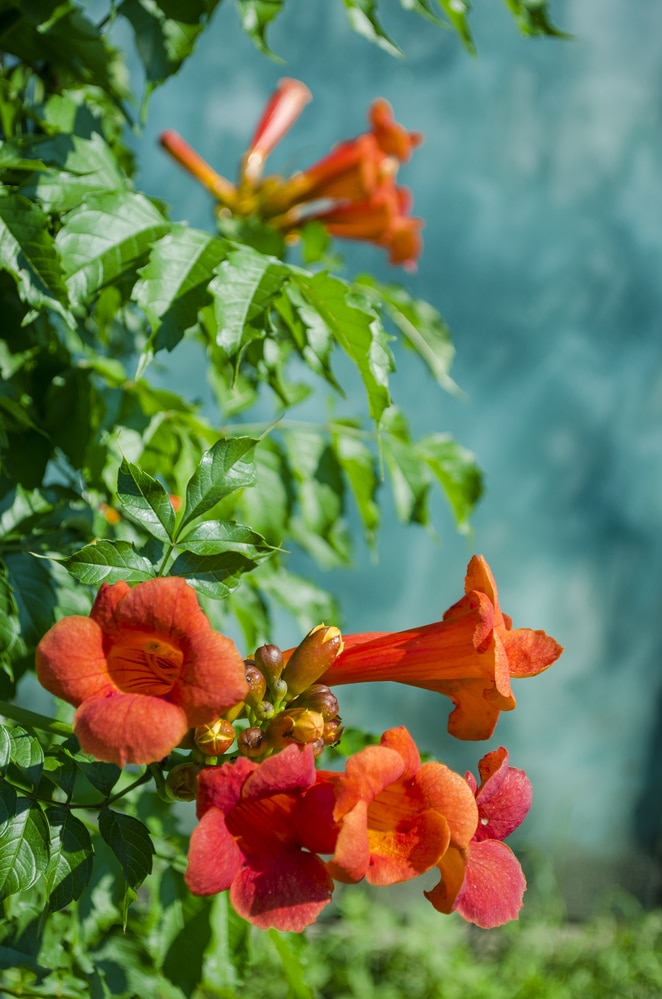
[36,555,562,932]
[160,77,423,269]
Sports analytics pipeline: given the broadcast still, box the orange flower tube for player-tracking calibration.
[321,556,563,740]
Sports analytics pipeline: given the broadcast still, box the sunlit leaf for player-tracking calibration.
[177,519,276,559]
[117,457,176,542]
[0,191,70,316]
[54,540,155,585]
[7,725,44,788]
[0,784,50,899]
[332,424,380,540]
[236,0,285,55]
[417,433,483,532]
[179,436,258,531]
[170,549,261,598]
[119,0,223,88]
[18,131,125,212]
[342,0,402,56]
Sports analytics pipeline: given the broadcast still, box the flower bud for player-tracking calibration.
[323,717,344,747]
[194,718,236,756]
[165,763,201,801]
[281,625,344,698]
[254,700,275,721]
[237,726,267,759]
[311,737,326,759]
[244,664,267,707]
[295,683,339,721]
[254,644,284,684]
[270,677,288,703]
[267,707,325,749]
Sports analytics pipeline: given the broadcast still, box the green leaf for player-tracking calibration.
[0,724,11,771]
[18,131,125,213]
[117,457,176,542]
[437,0,475,52]
[7,725,44,788]
[3,552,57,649]
[502,0,569,38]
[342,0,402,56]
[356,276,457,393]
[179,436,258,531]
[56,191,170,305]
[98,807,154,891]
[204,891,251,992]
[0,191,71,316]
[257,565,340,633]
[44,806,93,911]
[210,245,289,361]
[0,783,50,899]
[177,520,276,559]
[119,0,223,88]
[170,549,261,598]
[61,738,121,797]
[53,540,155,585]
[236,0,285,55]
[133,225,229,353]
[293,271,393,423]
[238,437,292,545]
[268,929,314,999]
[416,433,483,532]
[332,425,380,540]
[382,410,431,525]
[163,897,213,995]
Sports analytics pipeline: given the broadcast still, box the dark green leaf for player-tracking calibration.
[3,553,57,649]
[0,191,70,316]
[293,271,393,423]
[98,807,154,891]
[61,738,121,797]
[7,725,44,788]
[163,897,213,995]
[170,549,260,598]
[44,806,93,911]
[54,540,155,585]
[177,519,276,559]
[238,437,292,545]
[18,132,125,212]
[417,433,483,532]
[179,436,258,531]
[210,245,289,361]
[133,225,228,353]
[56,191,169,305]
[0,783,50,899]
[382,410,431,525]
[117,457,176,542]
[119,0,223,88]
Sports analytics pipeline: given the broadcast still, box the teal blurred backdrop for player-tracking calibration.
[132,1,662,909]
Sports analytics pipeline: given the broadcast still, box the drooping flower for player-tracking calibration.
[425,747,532,928]
[36,578,248,767]
[299,726,478,888]
[320,555,563,740]
[185,744,335,931]
[159,78,423,269]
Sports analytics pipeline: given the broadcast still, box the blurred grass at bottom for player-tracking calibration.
[241,874,662,999]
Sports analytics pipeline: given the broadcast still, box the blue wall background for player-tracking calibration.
[134,1,662,906]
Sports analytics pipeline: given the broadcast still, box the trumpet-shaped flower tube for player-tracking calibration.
[321,555,563,740]
[300,727,478,888]
[186,744,334,931]
[36,578,248,766]
[425,747,532,928]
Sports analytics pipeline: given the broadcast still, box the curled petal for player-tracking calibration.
[74,693,188,767]
[425,844,469,915]
[473,749,532,842]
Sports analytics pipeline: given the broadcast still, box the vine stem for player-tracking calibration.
[0,700,73,737]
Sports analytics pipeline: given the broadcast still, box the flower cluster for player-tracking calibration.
[36,555,561,931]
[160,78,423,269]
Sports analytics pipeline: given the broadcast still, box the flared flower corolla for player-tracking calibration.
[185,744,335,931]
[300,727,477,888]
[321,555,563,740]
[425,747,532,928]
[159,79,423,269]
[36,578,248,767]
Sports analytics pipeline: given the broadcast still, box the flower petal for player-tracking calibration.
[242,743,317,801]
[186,808,243,896]
[230,847,333,931]
[453,839,526,929]
[474,749,532,842]
[36,616,116,705]
[365,809,450,886]
[502,627,563,678]
[73,693,188,766]
[414,761,478,849]
[424,845,469,915]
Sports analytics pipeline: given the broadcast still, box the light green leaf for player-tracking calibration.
[170,549,261,598]
[236,0,285,55]
[179,436,258,531]
[54,540,155,585]
[382,411,431,525]
[0,784,50,899]
[210,245,289,361]
[177,520,276,559]
[342,0,402,55]
[44,806,93,911]
[18,131,125,212]
[437,0,475,52]
[117,457,176,542]
[56,191,169,305]
[7,725,44,788]
[0,191,70,315]
[416,433,483,532]
[293,271,393,423]
[0,725,11,771]
[133,225,228,352]
[332,425,380,540]
[502,0,569,37]
[237,437,292,545]
[98,807,154,891]
[204,891,251,992]
[268,929,314,999]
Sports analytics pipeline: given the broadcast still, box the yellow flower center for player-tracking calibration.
[107,632,183,696]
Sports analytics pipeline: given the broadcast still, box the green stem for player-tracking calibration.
[0,701,73,737]
[156,541,176,575]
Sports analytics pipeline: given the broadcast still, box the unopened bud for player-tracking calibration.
[165,763,201,801]
[254,700,275,721]
[244,664,267,707]
[311,737,326,759]
[255,644,284,684]
[281,625,343,698]
[270,677,288,702]
[296,684,339,721]
[323,717,344,747]
[267,707,325,749]
[237,726,266,759]
[194,718,236,756]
